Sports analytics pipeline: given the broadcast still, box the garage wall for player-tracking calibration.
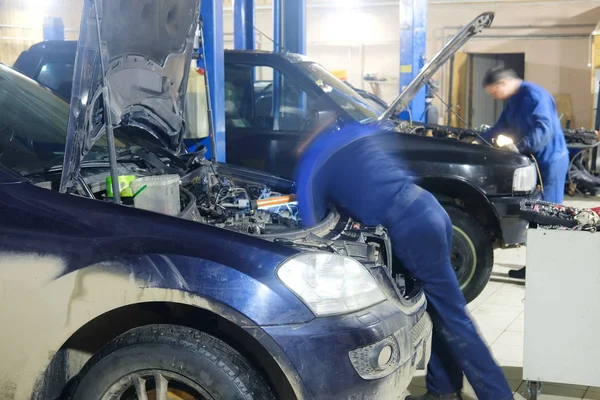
[0,0,82,65]
[223,0,599,129]
[428,0,600,129]
[0,0,595,129]
[223,2,402,103]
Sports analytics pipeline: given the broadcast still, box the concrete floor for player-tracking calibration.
[405,196,600,400]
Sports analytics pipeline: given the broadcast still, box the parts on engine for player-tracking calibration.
[190,165,299,235]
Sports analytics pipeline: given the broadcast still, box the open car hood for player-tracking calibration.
[60,0,200,193]
[379,12,494,121]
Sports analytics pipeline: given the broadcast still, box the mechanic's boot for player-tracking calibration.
[508,266,526,279]
[405,392,462,400]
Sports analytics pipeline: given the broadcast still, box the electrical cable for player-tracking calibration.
[567,142,600,194]
[529,154,544,200]
[254,26,286,52]
[568,143,600,184]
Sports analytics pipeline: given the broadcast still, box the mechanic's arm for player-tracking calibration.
[481,108,508,142]
[516,97,553,154]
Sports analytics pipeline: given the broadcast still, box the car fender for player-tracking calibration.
[0,253,312,400]
[417,174,502,236]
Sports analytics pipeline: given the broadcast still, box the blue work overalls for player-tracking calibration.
[484,81,569,203]
[295,124,513,400]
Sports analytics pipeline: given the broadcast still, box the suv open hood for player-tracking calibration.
[379,12,494,121]
[60,0,200,192]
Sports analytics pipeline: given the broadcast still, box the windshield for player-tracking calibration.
[0,64,133,175]
[296,62,380,122]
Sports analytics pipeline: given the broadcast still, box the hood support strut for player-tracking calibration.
[93,0,121,204]
[378,12,494,122]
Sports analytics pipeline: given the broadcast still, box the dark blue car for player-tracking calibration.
[0,1,431,399]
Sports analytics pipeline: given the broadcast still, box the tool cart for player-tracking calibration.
[521,201,600,399]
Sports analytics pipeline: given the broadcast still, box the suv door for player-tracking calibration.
[224,62,334,178]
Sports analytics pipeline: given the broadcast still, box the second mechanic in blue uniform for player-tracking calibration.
[482,66,569,279]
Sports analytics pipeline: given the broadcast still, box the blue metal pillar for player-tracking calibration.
[273,0,283,126]
[200,0,226,161]
[43,17,64,41]
[282,0,306,54]
[399,0,427,122]
[273,0,282,51]
[233,0,255,50]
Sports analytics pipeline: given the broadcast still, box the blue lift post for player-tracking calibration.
[281,0,306,139]
[200,0,226,162]
[282,0,306,55]
[43,17,64,41]
[233,0,255,50]
[272,0,283,127]
[273,0,282,50]
[399,0,427,122]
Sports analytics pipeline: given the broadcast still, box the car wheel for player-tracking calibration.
[71,324,275,400]
[443,206,494,303]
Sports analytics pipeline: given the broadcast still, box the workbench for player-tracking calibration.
[523,227,600,398]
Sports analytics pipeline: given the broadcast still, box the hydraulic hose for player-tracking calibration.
[251,195,297,210]
[567,142,600,188]
[529,154,544,200]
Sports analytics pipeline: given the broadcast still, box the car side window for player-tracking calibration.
[224,63,321,132]
[37,61,74,99]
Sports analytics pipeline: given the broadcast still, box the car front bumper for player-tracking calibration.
[246,298,432,400]
[490,190,542,246]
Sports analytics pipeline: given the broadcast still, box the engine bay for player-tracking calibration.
[26,151,301,236]
[185,163,300,235]
[25,151,406,282]
[395,120,486,144]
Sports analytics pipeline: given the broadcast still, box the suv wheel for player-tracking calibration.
[444,206,494,303]
[71,324,275,400]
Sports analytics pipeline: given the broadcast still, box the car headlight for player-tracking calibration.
[276,253,387,316]
[513,164,537,193]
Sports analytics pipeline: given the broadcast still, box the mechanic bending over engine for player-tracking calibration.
[294,123,513,400]
[482,66,569,280]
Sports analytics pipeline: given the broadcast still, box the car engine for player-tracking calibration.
[185,165,300,235]
[27,148,405,285]
[394,120,485,144]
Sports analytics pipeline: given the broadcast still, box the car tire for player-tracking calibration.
[443,206,494,303]
[71,324,275,400]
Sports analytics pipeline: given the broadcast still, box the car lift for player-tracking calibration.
[196,0,306,163]
[399,0,427,123]
[195,0,428,159]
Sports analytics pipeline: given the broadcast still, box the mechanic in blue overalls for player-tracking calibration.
[295,122,513,400]
[482,66,569,279]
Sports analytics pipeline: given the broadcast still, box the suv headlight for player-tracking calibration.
[513,164,537,194]
[277,253,387,316]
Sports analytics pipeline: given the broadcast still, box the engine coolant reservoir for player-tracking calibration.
[130,175,181,216]
[185,61,210,140]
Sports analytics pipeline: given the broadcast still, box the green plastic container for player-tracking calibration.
[106,175,136,198]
